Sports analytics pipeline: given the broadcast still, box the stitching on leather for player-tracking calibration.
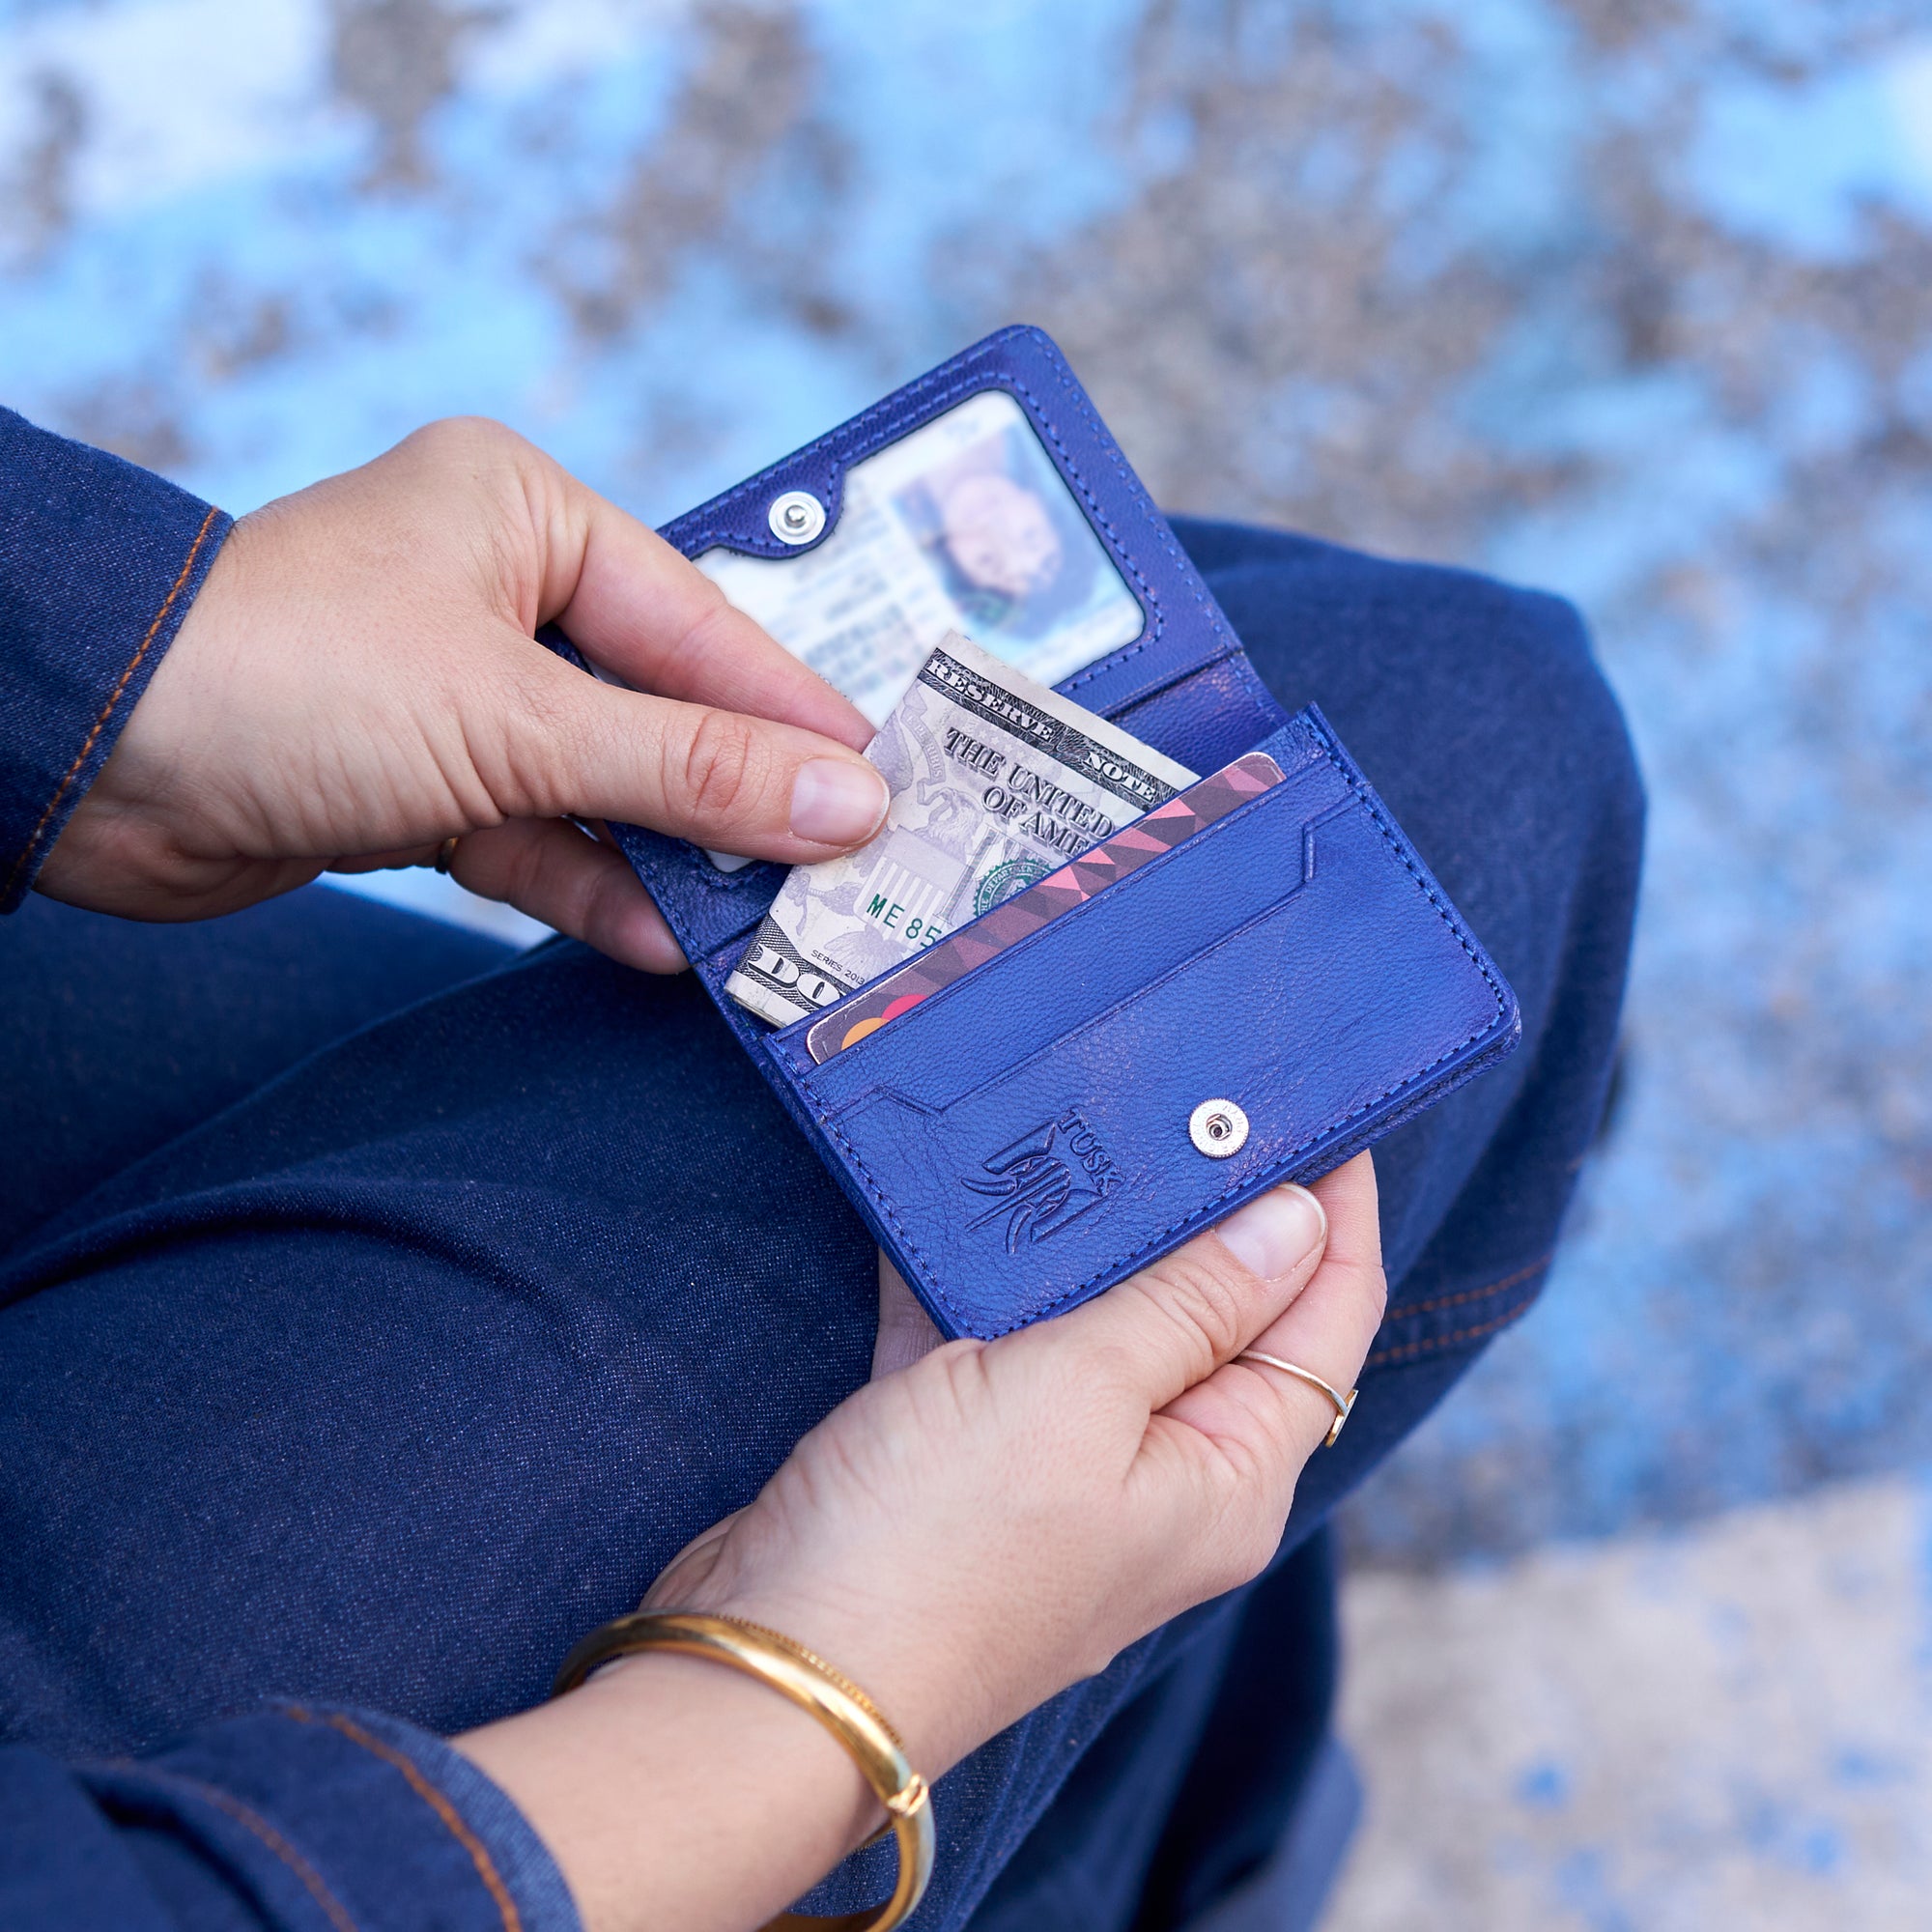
[2,503,222,902]
[163,1774,361,1932]
[1366,1292,1541,1367]
[1002,371,1162,670]
[1310,717,1512,1018]
[819,992,1497,1337]
[1017,342,1237,692]
[1007,352,1218,692]
[663,349,1000,551]
[794,728,1512,1335]
[284,1708,522,1932]
[1391,1254,1551,1321]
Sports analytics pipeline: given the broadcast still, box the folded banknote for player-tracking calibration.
[724,630,1195,1029]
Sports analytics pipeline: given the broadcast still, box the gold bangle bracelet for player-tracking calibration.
[551,1610,935,1932]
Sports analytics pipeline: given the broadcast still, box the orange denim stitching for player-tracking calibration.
[1365,1295,1539,1367]
[171,1776,361,1932]
[1389,1254,1551,1322]
[283,1708,522,1932]
[1,502,221,903]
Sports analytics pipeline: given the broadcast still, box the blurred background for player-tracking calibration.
[4,0,1928,1922]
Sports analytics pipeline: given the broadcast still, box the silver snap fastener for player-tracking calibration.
[768,489,826,546]
[1189,1098,1249,1158]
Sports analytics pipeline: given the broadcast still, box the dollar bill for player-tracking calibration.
[725,632,1196,1029]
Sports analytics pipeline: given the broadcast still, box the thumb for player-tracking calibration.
[511,649,891,864]
[1027,1184,1330,1412]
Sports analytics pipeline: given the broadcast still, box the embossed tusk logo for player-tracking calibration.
[964,1109,1123,1252]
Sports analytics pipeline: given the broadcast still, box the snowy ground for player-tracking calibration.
[5,1,1929,1918]
[1330,1474,1932,1928]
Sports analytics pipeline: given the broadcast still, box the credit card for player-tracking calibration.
[804,749,1285,1064]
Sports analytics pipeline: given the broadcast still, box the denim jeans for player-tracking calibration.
[0,517,1643,1930]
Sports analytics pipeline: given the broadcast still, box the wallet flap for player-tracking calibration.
[542,326,1292,969]
[765,711,1520,1339]
[661,325,1248,723]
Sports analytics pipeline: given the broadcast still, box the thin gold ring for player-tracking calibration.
[433,835,460,875]
[1236,1350,1358,1448]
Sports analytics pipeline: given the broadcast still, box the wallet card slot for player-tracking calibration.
[781,754,1345,1115]
[777,716,1327,1086]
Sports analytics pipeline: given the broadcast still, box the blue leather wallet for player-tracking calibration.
[550,327,1520,1338]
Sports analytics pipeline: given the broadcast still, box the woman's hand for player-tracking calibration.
[461,1154,1385,1932]
[649,1153,1385,1773]
[36,418,888,969]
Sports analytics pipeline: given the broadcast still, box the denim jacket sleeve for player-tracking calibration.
[0,1706,580,1932]
[0,406,232,912]
[0,411,582,1928]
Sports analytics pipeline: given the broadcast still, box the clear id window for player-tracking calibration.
[697,389,1147,726]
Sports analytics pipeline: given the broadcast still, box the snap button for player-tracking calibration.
[1189,1098,1249,1158]
[768,489,827,545]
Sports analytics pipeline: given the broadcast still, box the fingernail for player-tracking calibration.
[791,758,890,845]
[1219,1185,1326,1282]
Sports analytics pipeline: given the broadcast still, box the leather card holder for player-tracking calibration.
[539,326,1521,1339]
[763,711,1520,1340]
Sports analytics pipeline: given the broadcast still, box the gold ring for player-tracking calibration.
[1236,1350,1358,1448]
[433,836,460,875]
